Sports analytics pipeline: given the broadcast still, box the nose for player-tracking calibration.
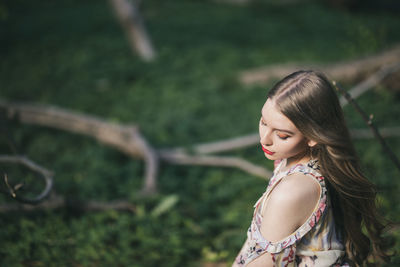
[260,128,272,146]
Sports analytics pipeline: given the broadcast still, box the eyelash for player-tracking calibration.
[260,118,290,140]
[277,134,289,140]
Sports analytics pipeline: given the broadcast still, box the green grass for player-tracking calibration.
[1,0,400,265]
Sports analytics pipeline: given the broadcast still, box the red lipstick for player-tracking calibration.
[261,145,275,155]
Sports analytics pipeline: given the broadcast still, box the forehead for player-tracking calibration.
[261,99,298,132]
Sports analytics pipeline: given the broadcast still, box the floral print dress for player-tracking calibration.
[234,159,349,267]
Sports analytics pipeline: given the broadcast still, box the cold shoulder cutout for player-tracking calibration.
[234,159,349,267]
[259,172,321,242]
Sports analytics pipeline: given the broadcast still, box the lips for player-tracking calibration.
[261,145,275,155]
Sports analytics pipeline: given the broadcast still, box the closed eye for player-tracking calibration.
[260,117,267,126]
[277,132,290,140]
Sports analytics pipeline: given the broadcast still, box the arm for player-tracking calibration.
[246,251,274,267]
[231,237,249,267]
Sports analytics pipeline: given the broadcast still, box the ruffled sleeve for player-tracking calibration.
[235,225,298,266]
[271,246,296,266]
[234,162,329,267]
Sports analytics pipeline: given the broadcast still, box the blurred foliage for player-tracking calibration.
[0,0,400,266]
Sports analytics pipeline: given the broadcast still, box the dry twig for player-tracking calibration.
[333,81,400,172]
[0,155,53,204]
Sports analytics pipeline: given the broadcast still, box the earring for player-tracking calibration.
[307,146,320,170]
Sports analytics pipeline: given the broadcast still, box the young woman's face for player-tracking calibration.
[259,98,309,163]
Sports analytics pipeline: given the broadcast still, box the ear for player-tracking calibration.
[308,140,317,147]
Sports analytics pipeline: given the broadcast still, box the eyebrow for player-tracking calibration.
[260,115,295,135]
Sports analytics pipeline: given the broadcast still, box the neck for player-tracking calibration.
[286,150,311,169]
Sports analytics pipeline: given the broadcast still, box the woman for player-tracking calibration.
[233,70,389,266]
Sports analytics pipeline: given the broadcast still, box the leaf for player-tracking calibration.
[150,195,179,218]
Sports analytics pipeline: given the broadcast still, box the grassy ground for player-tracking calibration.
[1,0,400,266]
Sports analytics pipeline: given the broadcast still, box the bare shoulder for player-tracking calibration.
[268,172,321,215]
[259,172,321,242]
[276,172,321,201]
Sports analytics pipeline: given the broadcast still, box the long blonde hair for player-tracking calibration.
[268,70,390,266]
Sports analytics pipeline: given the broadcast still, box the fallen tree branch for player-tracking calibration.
[339,62,400,106]
[159,152,272,179]
[1,102,145,157]
[0,155,53,204]
[239,45,400,85]
[161,134,260,155]
[109,0,156,61]
[0,102,158,194]
[0,194,136,213]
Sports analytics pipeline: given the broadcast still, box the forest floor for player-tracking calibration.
[1,0,400,266]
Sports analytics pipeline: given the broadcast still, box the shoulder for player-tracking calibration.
[274,172,321,203]
[268,172,320,221]
[260,172,321,242]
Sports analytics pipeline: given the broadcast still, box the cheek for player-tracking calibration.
[278,138,307,154]
[259,125,266,138]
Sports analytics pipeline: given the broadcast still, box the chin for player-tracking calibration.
[264,153,277,160]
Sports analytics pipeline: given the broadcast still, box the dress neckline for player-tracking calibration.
[275,158,321,178]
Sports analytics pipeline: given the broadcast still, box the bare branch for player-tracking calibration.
[339,62,400,106]
[162,134,260,155]
[0,102,158,194]
[0,102,145,158]
[134,128,159,194]
[239,45,400,85]
[0,194,136,213]
[333,81,400,172]
[159,152,272,179]
[0,155,53,204]
[109,0,156,61]
[3,174,17,198]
